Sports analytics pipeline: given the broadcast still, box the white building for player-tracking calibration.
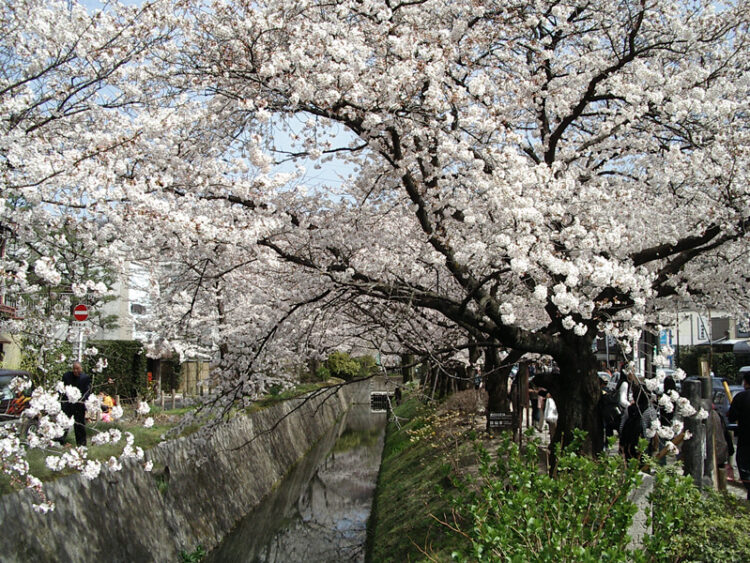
[93,262,154,342]
[672,310,749,347]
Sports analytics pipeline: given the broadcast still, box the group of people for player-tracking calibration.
[598,363,750,501]
[599,364,688,462]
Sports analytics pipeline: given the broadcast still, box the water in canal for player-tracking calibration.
[205,405,386,562]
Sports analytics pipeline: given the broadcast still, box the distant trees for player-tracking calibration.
[314,350,377,381]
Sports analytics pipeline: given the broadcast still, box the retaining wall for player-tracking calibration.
[0,386,354,562]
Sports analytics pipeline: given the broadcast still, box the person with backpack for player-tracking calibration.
[620,386,654,462]
[599,373,622,450]
[728,370,750,500]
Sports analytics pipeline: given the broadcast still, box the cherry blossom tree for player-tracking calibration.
[0,0,181,509]
[4,1,750,511]
[0,0,180,359]
[159,0,750,452]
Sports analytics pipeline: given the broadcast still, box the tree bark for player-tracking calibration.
[484,346,524,414]
[400,353,415,383]
[543,333,603,456]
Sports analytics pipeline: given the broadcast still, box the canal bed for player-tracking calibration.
[205,405,386,562]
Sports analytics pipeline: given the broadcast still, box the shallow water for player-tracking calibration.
[205,405,386,563]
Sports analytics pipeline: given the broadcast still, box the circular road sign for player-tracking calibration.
[73,304,89,322]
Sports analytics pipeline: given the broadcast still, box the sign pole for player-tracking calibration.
[72,304,89,363]
[78,328,83,362]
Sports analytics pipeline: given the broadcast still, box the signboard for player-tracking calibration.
[487,412,516,431]
[73,304,89,322]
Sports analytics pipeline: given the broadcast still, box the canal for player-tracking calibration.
[205,404,387,562]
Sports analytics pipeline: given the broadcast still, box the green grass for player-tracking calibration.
[1,380,344,497]
[366,396,474,563]
[0,414,182,495]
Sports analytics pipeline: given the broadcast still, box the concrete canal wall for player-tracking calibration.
[0,386,357,562]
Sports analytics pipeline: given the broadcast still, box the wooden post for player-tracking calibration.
[681,379,706,486]
[703,383,717,489]
[717,464,728,492]
[154,360,162,403]
[401,353,414,383]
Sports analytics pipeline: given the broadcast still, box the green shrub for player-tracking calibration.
[84,340,148,399]
[315,365,331,381]
[356,354,378,377]
[325,350,361,380]
[677,347,737,382]
[713,352,739,383]
[444,431,642,562]
[21,339,148,398]
[179,544,206,563]
[645,466,750,562]
[20,340,74,388]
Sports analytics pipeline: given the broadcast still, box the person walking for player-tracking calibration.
[728,371,750,500]
[58,361,92,447]
[543,394,558,439]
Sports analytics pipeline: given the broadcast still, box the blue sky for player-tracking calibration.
[79,0,360,192]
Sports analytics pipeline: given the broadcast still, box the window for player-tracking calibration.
[130,303,147,315]
[711,318,730,341]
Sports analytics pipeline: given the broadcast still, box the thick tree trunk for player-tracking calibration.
[544,334,603,456]
[400,353,415,383]
[484,347,524,414]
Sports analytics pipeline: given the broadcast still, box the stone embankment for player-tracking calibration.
[0,386,354,562]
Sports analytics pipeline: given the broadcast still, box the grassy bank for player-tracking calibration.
[366,395,479,562]
[367,391,750,562]
[0,380,337,497]
[0,406,189,495]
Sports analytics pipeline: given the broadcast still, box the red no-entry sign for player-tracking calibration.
[73,304,89,322]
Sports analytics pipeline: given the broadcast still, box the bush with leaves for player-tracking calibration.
[315,351,377,381]
[444,431,642,562]
[20,340,74,388]
[324,351,361,380]
[83,340,148,399]
[20,339,148,398]
[712,352,739,384]
[677,347,737,383]
[644,466,750,562]
[356,354,378,378]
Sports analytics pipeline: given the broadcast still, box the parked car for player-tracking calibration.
[0,368,32,422]
[682,375,729,393]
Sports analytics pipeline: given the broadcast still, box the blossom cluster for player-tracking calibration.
[1,377,154,512]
